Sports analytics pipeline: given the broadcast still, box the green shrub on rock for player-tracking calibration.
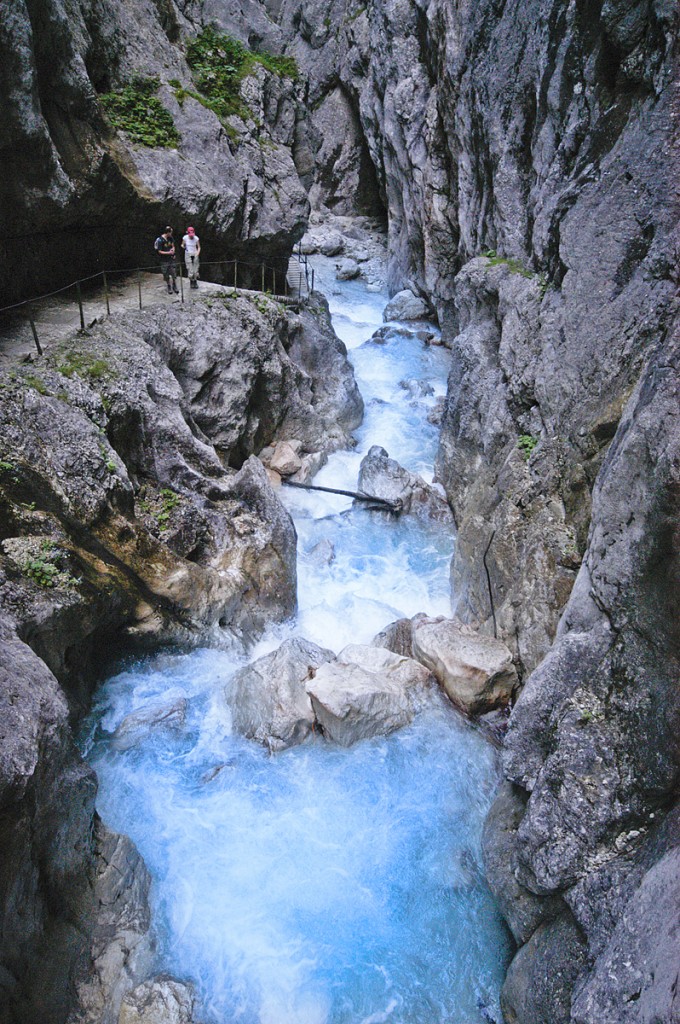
[184,28,299,122]
[100,76,180,148]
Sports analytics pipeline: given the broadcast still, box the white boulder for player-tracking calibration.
[412,617,517,714]
[383,289,431,322]
[227,637,335,751]
[270,440,303,477]
[307,643,434,747]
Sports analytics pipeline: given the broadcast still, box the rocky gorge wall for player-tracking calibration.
[0,0,313,305]
[1,0,679,1020]
[261,0,680,1020]
[0,292,362,1023]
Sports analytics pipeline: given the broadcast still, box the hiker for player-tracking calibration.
[182,226,201,288]
[154,226,179,294]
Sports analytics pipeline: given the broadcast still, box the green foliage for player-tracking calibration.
[101,76,180,148]
[156,488,180,530]
[0,460,15,473]
[518,434,538,460]
[184,28,298,124]
[139,487,181,531]
[56,351,114,381]
[22,540,80,590]
[23,374,49,395]
[482,250,550,297]
[100,446,116,474]
[485,254,535,279]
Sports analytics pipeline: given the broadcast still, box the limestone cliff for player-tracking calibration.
[263,0,679,1019]
[0,0,310,305]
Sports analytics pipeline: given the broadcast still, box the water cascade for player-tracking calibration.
[81,260,512,1024]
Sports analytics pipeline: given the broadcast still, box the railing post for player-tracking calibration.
[311,269,315,294]
[273,269,277,295]
[137,271,142,310]
[234,260,238,289]
[28,309,43,356]
[261,263,265,292]
[178,259,184,303]
[75,281,85,330]
[284,274,288,298]
[102,271,111,316]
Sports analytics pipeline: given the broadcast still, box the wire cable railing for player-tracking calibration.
[0,251,316,356]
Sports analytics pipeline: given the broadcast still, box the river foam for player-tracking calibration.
[82,257,511,1023]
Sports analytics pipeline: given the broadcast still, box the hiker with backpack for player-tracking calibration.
[154,226,179,294]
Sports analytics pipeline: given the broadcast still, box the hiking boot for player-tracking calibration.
[173,286,179,294]
[167,284,172,294]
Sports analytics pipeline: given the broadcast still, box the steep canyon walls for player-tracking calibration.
[276,0,680,1019]
[0,0,678,1021]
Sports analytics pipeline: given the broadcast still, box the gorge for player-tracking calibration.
[0,0,678,1023]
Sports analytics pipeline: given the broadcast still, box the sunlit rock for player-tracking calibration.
[412,617,517,715]
[118,975,195,1024]
[269,440,303,477]
[307,643,434,747]
[228,637,335,751]
[358,445,453,523]
[383,290,431,322]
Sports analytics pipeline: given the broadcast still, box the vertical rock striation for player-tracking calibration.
[268,0,680,1018]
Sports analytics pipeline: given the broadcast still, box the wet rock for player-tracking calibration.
[74,822,154,1024]
[111,699,187,752]
[427,398,446,426]
[383,290,431,323]
[415,330,438,344]
[371,617,416,659]
[269,441,303,477]
[307,643,434,747]
[500,912,589,1024]
[358,446,453,523]
[118,975,195,1024]
[0,625,98,1023]
[412,616,517,715]
[228,637,335,751]
[308,539,336,565]
[482,783,563,945]
[335,258,360,281]
[399,378,435,399]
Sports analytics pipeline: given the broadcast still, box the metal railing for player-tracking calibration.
[0,253,315,357]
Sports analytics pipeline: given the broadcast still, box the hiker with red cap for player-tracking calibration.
[182,226,201,288]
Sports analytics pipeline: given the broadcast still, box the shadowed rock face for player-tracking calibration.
[0,0,309,305]
[0,295,361,1022]
[262,0,680,1019]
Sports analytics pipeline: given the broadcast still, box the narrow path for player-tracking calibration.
[0,270,305,365]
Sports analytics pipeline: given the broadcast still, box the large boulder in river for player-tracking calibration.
[336,258,360,281]
[358,446,453,523]
[112,699,188,752]
[383,290,431,322]
[228,637,335,751]
[307,644,434,747]
[412,617,517,715]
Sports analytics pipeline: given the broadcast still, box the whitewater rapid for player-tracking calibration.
[81,261,512,1024]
